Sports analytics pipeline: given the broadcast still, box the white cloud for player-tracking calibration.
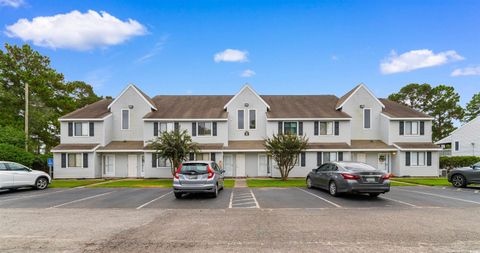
[5,10,147,50]
[380,49,464,74]
[214,49,248,62]
[241,69,256,77]
[451,66,480,77]
[331,55,339,61]
[0,0,24,8]
[136,35,168,63]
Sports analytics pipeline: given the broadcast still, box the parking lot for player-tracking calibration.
[1,185,479,210]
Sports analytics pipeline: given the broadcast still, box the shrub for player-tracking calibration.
[32,153,51,173]
[0,143,35,167]
[440,156,480,171]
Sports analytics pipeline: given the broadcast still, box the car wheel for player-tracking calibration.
[35,177,49,190]
[174,192,183,199]
[212,184,218,198]
[451,174,467,188]
[306,177,313,189]
[369,193,380,198]
[329,181,339,197]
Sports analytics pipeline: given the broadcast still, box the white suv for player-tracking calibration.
[0,161,51,190]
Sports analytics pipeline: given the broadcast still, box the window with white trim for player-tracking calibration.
[410,152,426,166]
[159,122,174,134]
[68,153,82,167]
[197,122,212,136]
[283,122,298,135]
[74,122,89,136]
[121,109,130,130]
[238,110,245,129]
[249,109,256,129]
[156,157,171,167]
[405,121,419,136]
[323,152,338,162]
[455,141,459,151]
[319,121,334,135]
[363,108,371,129]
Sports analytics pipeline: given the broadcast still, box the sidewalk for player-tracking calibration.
[234,179,247,188]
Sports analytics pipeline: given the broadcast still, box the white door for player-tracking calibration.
[356,153,367,163]
[378,153,389,172]
[223,154,234,177]
[103,155,115,177]
[0,163,14,188]
[128,155,138,177]
[258,154,269,177]
[235,153,246,177]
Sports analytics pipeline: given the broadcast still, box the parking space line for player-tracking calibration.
[48,191,115,209]
[379,196,418,208]
[0,188,76,203]
[136,191,172,210]
[228,190,234,208]
[296,188,342,208]
[250,189,260,208]
[397,188,480,205]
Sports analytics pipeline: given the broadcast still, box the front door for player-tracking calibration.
[378,153,389,172]
[223,154,234,177]
[258,154,269,177]
[356,153,367,163]
[103,155,115,177]
[128,155,138,177]
[235,153,246,177]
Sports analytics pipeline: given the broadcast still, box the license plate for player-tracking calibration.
[188,175,198,180]
[365,177,376,183]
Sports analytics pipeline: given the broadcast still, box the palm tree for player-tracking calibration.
[149,129,199,176]
[265,134,308,181]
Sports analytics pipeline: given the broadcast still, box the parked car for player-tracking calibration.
[173,161,225,199]
[0,161,51,190]
[448,162,480,188]
[306,161,391,197]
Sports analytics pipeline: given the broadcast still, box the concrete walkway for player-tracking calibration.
[234,179,247,188]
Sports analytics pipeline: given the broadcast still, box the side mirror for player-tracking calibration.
[221,169,226,174]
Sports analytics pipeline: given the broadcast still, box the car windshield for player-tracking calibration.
[339,163,377,171]
[180,163,209,173]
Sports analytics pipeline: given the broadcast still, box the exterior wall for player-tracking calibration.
[396,151,439,177]
[341,86,383,140]
[447,118,480,156]
[60,121,105,145]
[110,86,152,141]
[388,119,433,144]
[226,87,268,141]
[267,120,351,143]
[104,116,113,145]
[53,152,96,179]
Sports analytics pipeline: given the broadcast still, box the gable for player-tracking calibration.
[336,84,385,110]
[108,84,157,111]
[224,84,270,110]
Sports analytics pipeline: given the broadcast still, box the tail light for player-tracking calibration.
[207,165,214,179]
[341,173,360,180]
[382,173,391,179]
[174,164,182,179]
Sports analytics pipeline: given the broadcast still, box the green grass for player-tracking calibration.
[88,179,173,188]
[223,179,235,188]
[49,179,107,188]
[391,177,451,186]
[247,178,306,188]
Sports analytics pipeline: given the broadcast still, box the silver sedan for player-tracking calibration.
[306,161,391,197]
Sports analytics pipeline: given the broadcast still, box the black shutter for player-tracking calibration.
[192,122,197,136]
[399,121,404,135]
[213,122,217,136]
[317,152,322,166]
[334,121,340,136]
[174,122,180,131]
[189,153,195,161]
[301,152,306,167]
[427,152,432,166]
[405,152,411,166]
[338,152,343,161]
[211,153,216,162]
[83,153,88,168]
[61,153,66,168]
[298,122,303,135]
[278,121,283,134]
[420,121,425,135]
[152,153,157,167]
[89,122,94,136]
[153,122,158,136]
[68,122,73,136]
[314,121,319,136]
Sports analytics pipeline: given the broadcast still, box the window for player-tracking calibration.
[455,141,459,151]
[74,122,89,136]
[6,163,29,171]
[238,110,245,129]
[121,109,130,130]
[159,122,174,134]
[410,152,426,166]
[157,158,171,167]
[320,121,334,135]
[68,153,82,167]
[363,108,371,129]
[249,109,256,129]
[323,152,338,162]
[283,122,298,135]
[198,122,212,136]
[405,121,420,136]
[0,163,7,170]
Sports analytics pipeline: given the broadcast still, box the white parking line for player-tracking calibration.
[296,188,342,208]
[48,191,115,209]
[379,196,418,208]
[0,188,75,203]
[228,190,234,208]
[397,188,480,205]
[250,189,260,208]
[136,191,172,210]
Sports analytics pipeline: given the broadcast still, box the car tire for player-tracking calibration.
[451,174,467,188]
[211,184,218,198]
[35,177,49,190]
[306,177,313,189]
[368,193,380,198]
[174,192,183,199]
[329,181,339,197]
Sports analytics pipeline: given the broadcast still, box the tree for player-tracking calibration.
[388,83,464,141]
[264,134,308,181]
[464,92,480,123]
[149,130,199,176]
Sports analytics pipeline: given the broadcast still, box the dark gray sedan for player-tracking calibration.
[448,162,480,188]
[306,162,391,197]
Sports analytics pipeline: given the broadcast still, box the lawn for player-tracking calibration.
[88,179,173,188]
[247,178,306,188]
[223,179,235,188]
[391,177,451,186]
[49,179,107,188]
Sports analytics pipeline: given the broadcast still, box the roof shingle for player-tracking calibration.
[262,95,351,118]
[60,99,112,119]
[380,99,431,118]
[144,96,231,119]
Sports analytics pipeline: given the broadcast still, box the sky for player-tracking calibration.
[1,0,479,105]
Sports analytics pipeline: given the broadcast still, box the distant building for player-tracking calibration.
[436,116,480,157]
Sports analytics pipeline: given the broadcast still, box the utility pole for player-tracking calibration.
[25,83,28,151]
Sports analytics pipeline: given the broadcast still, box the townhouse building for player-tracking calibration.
[52,83,441,178]
[435,116,480,157]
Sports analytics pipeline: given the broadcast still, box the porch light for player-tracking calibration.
[391,152,396,155]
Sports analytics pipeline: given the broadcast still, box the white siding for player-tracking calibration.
[53,152,97,179]
[388,120,432,144]
[442,117,480,156]
[60,121,104,145]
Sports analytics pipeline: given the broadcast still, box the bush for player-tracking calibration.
[0,125,26,148]
[0,143,35,167]
[32,154,51,173]
[440,156,480,171]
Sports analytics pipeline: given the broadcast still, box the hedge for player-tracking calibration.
[0,143,35,167]
[440,156,480,170]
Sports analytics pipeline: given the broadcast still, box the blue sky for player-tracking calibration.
[1,0,479,105]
